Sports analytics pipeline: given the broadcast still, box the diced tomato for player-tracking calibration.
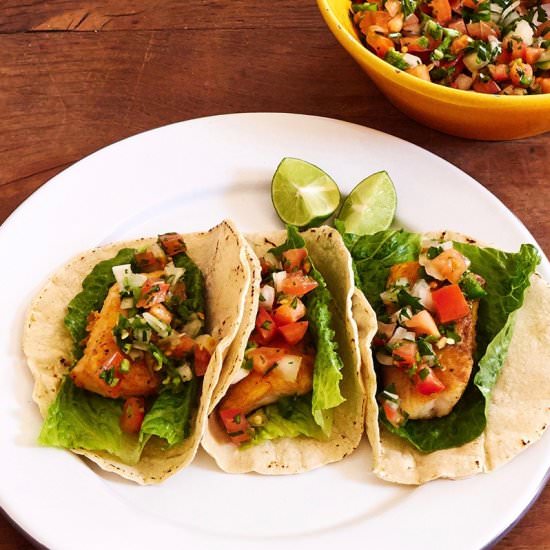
[509,59,533,88]
[462,0,481,9]
[404,310,440,337]
[432,284,470,323]
[502,35,527,61]
[392,341,418,368]
[366,26,395,57]
[400,36,433,53]
[278,321,309,345]
[382,400,404,427]
[161,333,195,359]
[280,272,318,297]
[255,307,277,344]
[525,47,543,65]
[495,49,511,65]
[535,77,550,94]
[282,248,308,273]
[193,345,211,376]
[359,11,391,34]
[219,408,252,445]
[136,278,170,308]
[466,21,498,40]
[430,0,452,25]
[415,368,445,395]
[448,18,467,34]
[472,78,501,94]
[149,303,173,325]
[489,63,509,82]
[247,346,286,375]
[450,34,471,55]
[120,397,145,434]
[387,261,420,287]
[158,233,186,256]
[428,248,468,284]
[273,298,306,326]
[134,250,167,273]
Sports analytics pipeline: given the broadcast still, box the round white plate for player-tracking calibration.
[1,113,548,550]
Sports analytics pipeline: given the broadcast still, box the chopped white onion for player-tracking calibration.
[120,297,134,310]
[403,53,422,67]
[112,264,147,290]
[377,321,396,340]
[143,312,171,338]
[411,279,434,311]
[177,363,193,382]
[276,355,302,382]
[195,334,217,354]
[376,351,394,366]
[272,271,288,293]
[389,327,415,345]
[513,20,534,46]
[183,314,203,338]
[259,284,275,310]
[164,261,185,286]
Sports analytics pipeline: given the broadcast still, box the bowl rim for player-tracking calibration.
[317,0,550,107]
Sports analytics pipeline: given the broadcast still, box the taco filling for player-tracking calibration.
[39,233,215,464]
[374,240,487,425]
[216,227,345,447]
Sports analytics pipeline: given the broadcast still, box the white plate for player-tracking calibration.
[1,113,548,550]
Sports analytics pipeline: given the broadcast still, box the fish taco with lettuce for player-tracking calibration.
[23,220,251,484]
[202,225,371,474]
[341,226,550,484]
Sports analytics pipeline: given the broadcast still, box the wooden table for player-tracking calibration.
[1,1,548,548]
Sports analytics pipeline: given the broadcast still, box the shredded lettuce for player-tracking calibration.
[341,228,540,452]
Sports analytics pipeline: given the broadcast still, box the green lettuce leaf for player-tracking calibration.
[342,229,540,452]
[39,378,148,465]
[64,248,136,356]
[248,394,325,446]
[267,225,345,436]
[172,252,206,323]
[140,377,199,446]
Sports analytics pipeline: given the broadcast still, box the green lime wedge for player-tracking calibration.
[271,158,341,228]
[337,171,397,235]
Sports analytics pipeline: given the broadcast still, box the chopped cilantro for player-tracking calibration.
[396,289,423,313]
[427,246,443,259]
[419,367,430,380]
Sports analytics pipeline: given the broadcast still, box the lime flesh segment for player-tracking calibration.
[338,171,397,235]
[271,158,341,227]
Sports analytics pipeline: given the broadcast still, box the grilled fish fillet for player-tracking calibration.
[383,301,479,419]
[70,284,160,399]
[220,354,314,415]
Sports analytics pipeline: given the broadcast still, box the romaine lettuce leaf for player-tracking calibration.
[64,248,136,356]
[341,229,540,452]
[248,394,325,445]
[39,378,148,465]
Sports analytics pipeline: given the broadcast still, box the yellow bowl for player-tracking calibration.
[317,0,550,140]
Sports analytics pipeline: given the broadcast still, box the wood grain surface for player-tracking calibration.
[1,1,548,548]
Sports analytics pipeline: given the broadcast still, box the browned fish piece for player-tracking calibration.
[383,301,479,419]
[386,261,421,288]
[70,284,160,399]
[220,355,314,415]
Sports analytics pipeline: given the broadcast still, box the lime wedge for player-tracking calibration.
[271,158,341,228]
[337,171,397,235]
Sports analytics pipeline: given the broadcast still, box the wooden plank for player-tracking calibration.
[0,0,320,33]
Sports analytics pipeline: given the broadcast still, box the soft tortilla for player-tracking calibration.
[202,226,370,474]
[357,230,550,484]
[23,220,252,484]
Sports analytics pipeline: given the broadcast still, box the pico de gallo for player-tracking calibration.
[374,239,486,427]
[217,245,322,445]
[70,232,216,435]
[351,0,550,94]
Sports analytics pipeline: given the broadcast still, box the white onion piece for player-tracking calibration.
[177,363,193,382]
[164,261,185,286]
[120,297,134,310]
[411,279,434,311]
[376,351,394,366]
[195,334,217,354]
[441,241,453,251]
[377,321,396,340]
[143,312,171,337]
[276,355,302,382]
[501,0,520,20]
[259,284,275,310]
[403,53,422,67]
[513,20,534,46]
[389,327,416,345]
[112,264,147,290]
[272,271,288,293]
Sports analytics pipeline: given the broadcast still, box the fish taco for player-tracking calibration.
[23,220,251,484]
[341,227,550,484]
[202,225,369,474]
